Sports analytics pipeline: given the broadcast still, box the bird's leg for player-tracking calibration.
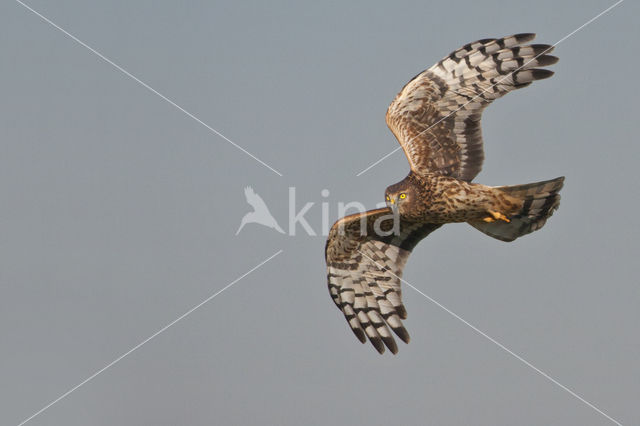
[483,210,511,223]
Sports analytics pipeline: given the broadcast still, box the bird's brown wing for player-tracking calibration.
[325,208,441,354]
[386,33,558,181]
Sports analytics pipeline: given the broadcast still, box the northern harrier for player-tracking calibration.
[325,33,564,354]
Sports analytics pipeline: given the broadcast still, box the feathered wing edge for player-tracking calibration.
[386,33,558,181]
[325,209,441,354]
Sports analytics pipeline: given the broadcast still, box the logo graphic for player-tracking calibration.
[236,186,285,235]
[235,186,401,237]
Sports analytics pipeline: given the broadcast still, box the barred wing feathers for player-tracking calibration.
[386,33,558,181]
[325,208,441,354]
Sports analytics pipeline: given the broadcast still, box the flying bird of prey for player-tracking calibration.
[325,33,564,354]
[236,186,285,235]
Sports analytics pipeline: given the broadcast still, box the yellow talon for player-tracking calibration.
[486,210,511,223]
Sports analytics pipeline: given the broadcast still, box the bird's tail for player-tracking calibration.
[469,177,564,242]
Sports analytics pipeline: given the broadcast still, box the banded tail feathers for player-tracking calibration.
[470,176,564,242]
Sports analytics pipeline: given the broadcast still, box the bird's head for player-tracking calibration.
[385,181,414,215]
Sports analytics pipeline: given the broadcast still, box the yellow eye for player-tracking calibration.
[385,195,390,201]
[399,193,406,199]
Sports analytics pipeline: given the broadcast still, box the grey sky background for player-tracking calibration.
[1,0,639,425]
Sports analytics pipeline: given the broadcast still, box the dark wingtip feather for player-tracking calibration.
[396,305,408,319]
[530,44,555,55]
[531,69,555,80]
[383,336,399,354]
[393,327,411,344]
[370,337,385,354]
[514,33,536,43]
[352,327,367,343]
[537,55,559,67]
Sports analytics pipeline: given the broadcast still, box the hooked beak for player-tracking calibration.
[388,199,398,214]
